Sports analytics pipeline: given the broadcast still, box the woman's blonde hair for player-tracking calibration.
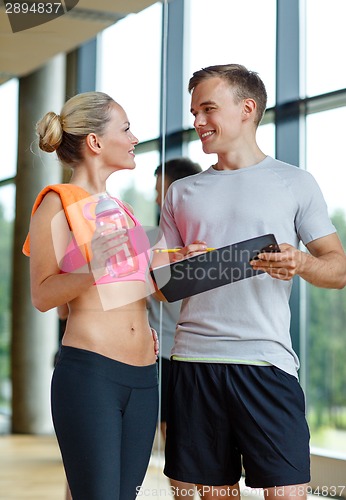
[36,91,116,167]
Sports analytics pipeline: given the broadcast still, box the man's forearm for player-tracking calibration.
[299,250,346,289]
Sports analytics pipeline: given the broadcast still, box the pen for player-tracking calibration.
[154,248,216,253]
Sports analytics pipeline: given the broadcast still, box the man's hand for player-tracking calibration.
[250,243,304,281]
[171,240,209,262]
[151,328,159,359]
[251,234,346,289]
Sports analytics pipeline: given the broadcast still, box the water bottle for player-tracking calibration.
[95,194,139,278]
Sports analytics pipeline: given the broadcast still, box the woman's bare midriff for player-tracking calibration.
[62,280,156,366]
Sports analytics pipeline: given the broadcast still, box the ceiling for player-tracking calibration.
[0,0,158,85]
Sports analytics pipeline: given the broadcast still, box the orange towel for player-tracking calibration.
[22,184,98,262]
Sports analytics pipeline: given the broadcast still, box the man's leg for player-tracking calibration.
[161,421,196,499]
[264,483,308,500]
[164,362,242,494]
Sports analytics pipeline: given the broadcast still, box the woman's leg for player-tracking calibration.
[52,347,158,500]
[51,355,125,499]
[120,384,159,498]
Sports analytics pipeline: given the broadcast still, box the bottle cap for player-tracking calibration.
[95,194,120,216]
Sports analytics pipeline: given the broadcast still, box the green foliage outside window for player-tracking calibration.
[307,210,346,450]
[0,203,13,409]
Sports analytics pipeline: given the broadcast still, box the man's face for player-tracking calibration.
[190,77,244,155]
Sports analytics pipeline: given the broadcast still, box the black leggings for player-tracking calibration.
[51,346,159,500]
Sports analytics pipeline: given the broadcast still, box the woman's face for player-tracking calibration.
[99,104,139,171]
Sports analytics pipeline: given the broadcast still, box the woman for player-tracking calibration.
[22,92,159,500]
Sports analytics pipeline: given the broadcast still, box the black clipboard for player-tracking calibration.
[151,233,280,302]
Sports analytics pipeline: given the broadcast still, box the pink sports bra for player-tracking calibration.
[22,184,151,285]
[61,200,151,285]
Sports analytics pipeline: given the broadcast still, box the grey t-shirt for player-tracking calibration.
[159,156,336,377]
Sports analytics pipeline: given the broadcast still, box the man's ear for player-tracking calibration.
[242,98,257,120]
[86,133,102,154]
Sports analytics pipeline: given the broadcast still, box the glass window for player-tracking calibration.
[97,2,162,143]
[306,108,346,215]
[305,108,346,454]
[0,79,18,181]
[0,184,15,418]
[306,0,346,96]
[186,140,217,171]
[256,123,275,158]
[106,150,160,227]
[184,0,276,128]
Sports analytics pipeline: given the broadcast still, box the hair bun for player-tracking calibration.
[36,111,63,153]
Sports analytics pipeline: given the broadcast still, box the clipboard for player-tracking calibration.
[150,233,280,302]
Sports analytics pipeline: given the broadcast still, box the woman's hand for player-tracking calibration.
[90,224,129,275]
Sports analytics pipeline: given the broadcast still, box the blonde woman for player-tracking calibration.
[23,92,159,500]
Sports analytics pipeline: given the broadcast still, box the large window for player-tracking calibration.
[98,2,162,143]
[0,79,18,422]
[0,79,18,181]
[306,0,346,97]
[184,0,277,129]
[99,2,162,227]
[107,150,160,227]
[0,185,15,422]
[305,108,346,453]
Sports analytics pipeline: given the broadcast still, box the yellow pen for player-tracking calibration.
[154,247,216,253]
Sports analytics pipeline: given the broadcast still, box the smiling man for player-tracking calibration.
[158,64,346,500]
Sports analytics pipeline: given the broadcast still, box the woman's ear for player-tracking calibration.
[86,133,102,154]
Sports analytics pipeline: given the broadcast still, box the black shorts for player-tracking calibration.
[164,361,310,489]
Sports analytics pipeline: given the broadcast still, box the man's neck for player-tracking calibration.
[214,148,266,171]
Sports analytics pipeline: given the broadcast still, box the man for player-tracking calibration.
[158,64,346,499]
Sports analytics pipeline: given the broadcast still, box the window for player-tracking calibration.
[305,108,346,453]
[184,0,276,129]
[107,150,160,227]
[0,79,18,181]
[98,2,162,143]
[0,184,15,419]
[306,0,346,97]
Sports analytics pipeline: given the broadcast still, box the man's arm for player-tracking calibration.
[251,233,346,289]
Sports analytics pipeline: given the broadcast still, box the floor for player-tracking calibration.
[0,433,190,499]
[0,432,264,499]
